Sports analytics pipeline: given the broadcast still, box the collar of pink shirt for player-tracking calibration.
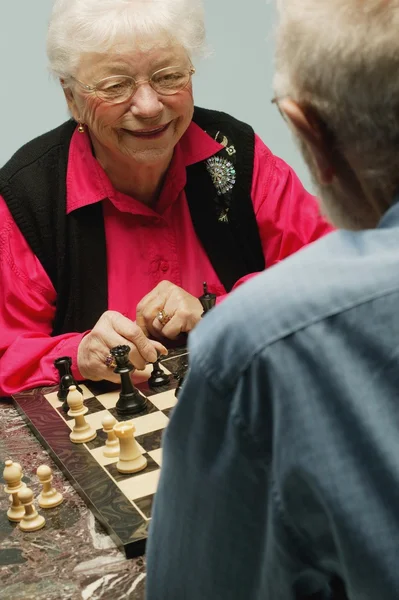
[66,121,223,217]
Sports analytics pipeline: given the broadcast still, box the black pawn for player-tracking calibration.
[54,356,82,413]
[148,359,170,389]
[111,345,147,417]
[199,282,217,315]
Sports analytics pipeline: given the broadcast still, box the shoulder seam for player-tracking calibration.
[0,120,75,182]
[201,283,399,391]
[1,142,64,183]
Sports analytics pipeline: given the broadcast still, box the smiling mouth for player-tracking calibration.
[123,122,171,138]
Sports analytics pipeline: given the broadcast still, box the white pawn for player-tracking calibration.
[18,487,45,532]
[102,414,120,458]
[113,421,147,474]
[37,465,64,509]
[7,462,26,501]
[67,385,96,443]
[3,460,25,522]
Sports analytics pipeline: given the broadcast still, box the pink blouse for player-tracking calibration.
[0,121,334,395]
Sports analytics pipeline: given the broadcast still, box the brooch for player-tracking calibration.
[206,156,236,196]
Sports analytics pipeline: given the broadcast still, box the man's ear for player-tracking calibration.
[278,98,335,184]
[61,80,80,123]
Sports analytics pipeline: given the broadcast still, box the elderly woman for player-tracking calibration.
[0,0,333,396]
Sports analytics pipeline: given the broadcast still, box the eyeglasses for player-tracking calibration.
[71,65,196,104]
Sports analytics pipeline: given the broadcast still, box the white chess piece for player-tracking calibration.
[113,421,147,473]
[3,460,25,522]
[7,461,26,501]
[18,487,46,532]
[37,465,64,509]
[67,385,97,443]
[9,462,26,502]
[102,414,120,458]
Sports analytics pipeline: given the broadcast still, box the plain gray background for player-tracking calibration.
[0,0,312,191]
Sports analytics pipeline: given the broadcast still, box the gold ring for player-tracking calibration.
[104,354,117,369]
[157,309,171,326]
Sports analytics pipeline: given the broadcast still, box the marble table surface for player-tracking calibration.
[0,400,147,600]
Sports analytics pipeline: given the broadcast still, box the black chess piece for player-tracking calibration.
[54,357,83,413]
[174,374,185,398]
[148,359,171,389]
[199,282,217,315]
[111,345,148,416]
[174,361,189,398]
[59,374,77,412]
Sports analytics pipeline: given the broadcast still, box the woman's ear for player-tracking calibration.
[61,80,80,123]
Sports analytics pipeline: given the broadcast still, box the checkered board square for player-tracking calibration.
[12,348,188,558]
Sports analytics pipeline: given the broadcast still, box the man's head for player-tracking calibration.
[274,0,399,230]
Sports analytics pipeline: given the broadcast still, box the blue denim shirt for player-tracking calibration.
[146,201,399,600]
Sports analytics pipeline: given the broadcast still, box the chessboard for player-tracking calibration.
[12,347,188,558]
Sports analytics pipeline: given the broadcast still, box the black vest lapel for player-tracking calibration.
[186,107,265,292]
[186,160,253,292]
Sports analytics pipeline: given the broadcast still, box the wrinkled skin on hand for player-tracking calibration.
[77,310,167,383]
[136,280,204,340]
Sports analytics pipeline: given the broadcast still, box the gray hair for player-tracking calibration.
[274,0,399,218]
[47,0,206,78]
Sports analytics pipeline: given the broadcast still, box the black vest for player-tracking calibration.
[0,107,265,335]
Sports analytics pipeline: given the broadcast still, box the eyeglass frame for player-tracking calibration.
[69,65,196,105]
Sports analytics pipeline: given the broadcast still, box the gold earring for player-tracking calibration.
[78,123,85,133]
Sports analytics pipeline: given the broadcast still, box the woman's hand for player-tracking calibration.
[136,281,204,339]
[77,311,167,383]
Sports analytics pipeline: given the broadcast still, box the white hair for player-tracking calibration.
[47,0,206,78]
[274,0,399,225]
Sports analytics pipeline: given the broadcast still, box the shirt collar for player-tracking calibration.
[66,121,223,215]
[378,195,399,230]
